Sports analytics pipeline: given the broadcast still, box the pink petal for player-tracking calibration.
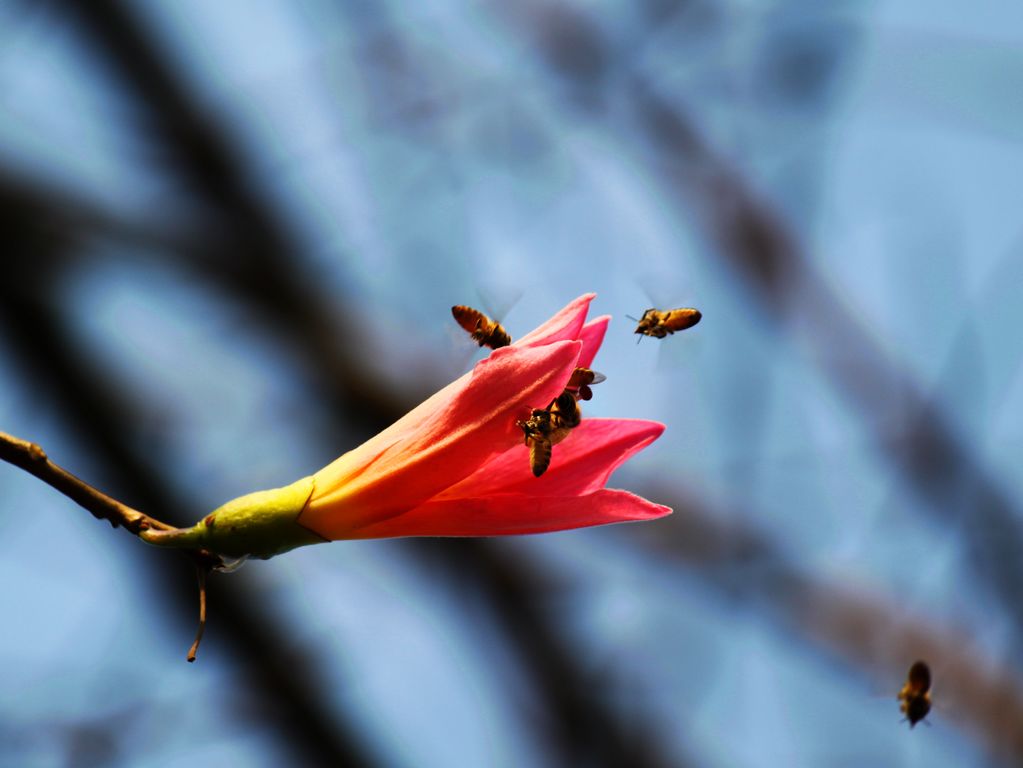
[514,294,595,349]
[437,418,665,499]
[343,489,672,539]
[320,372,471,483]
[302,340,582,539]
[577,315,609,370]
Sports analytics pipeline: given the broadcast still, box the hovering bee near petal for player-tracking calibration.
[631,307,702,339]
[897,660,932,728]
[517,391,582,477]
[564,367,606,401]
[452,305,512,349]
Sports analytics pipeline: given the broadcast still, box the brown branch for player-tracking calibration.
[0,430,174,536]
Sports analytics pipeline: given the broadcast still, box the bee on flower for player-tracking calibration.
[517,390,582,478]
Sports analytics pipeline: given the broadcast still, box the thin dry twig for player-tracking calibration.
[0,430,173,536]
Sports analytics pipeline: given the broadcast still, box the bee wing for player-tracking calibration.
[472,279,524,324]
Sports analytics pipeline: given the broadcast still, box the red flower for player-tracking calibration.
[301,293,669,539]
[142,295,670,558]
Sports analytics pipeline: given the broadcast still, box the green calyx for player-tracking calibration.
[140,475,326,560]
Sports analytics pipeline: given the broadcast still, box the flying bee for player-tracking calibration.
[516,391,582,477]
[564,367,606,401]
[629,307,702,339]
[451,305,512,349]
[897,660,932,728]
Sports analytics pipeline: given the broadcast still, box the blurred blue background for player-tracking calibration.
[2,1,1023,766]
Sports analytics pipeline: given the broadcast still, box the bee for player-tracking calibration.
[897,660,932,728]
[517,391,582,477]
[451,305,512,349]
[519,411,556,478]
[549,389,581,432]
[630,307,702,339]
[564,367,606,401]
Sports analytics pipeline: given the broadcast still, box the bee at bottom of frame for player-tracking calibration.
[897,660,932,729]
[451,305,511,349]
[631,307,702,339]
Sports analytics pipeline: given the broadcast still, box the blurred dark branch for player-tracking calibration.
[493,0,1023,664]
[52,0,277,231]
[54,0,400,436]
[0,165,202,256]
[632,482,1023,759]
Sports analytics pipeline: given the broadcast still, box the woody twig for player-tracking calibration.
[0,430,222,658]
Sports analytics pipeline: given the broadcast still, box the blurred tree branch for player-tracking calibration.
[52,0,402,437]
